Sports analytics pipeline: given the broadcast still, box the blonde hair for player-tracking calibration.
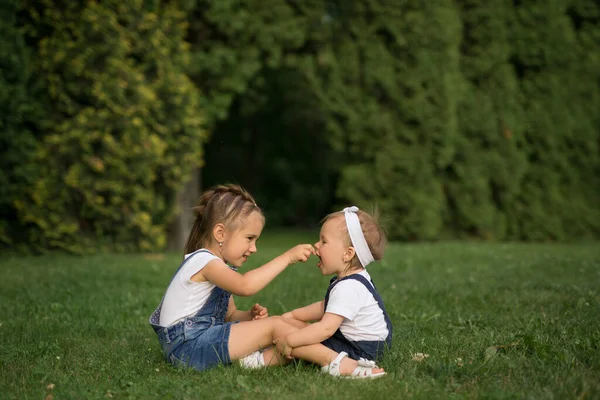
[323,208,387,270]
[184,184,263,254]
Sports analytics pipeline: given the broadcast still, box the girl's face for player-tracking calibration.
[221,211,264,267]
[314,216,351,277]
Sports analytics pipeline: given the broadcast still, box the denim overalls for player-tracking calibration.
[321,274,393,361]
[149,249,237,371]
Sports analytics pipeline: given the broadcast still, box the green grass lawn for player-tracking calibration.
[1,235,599,399]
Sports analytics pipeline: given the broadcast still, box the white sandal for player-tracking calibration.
[322,351,386,379]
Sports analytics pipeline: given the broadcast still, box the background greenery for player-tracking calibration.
[1,234,598,398]
[2,0,599,252]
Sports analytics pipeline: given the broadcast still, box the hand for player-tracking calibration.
[273,337,293,359]
[251,303,268,320]
[284,244,315,265]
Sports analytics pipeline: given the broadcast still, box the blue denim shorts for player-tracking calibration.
[156,316,237,372]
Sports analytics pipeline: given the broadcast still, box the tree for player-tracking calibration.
[447,0,527,239]
[509,0,600,240]
[0,0,42,247]
[15,0,207,252]
[299,0,463,239]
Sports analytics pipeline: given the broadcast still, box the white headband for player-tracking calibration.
[343,206,374,267]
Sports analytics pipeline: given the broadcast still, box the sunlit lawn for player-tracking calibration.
[1,233,599,399]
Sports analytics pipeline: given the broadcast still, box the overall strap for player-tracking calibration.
[323,276,340,310]
[149,249,213,327]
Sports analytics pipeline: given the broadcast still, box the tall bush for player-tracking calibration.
[16,0,206,252]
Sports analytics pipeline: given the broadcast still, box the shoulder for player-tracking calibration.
[179,250,224,279]
[330,278,370,297]
[184,250,220,265]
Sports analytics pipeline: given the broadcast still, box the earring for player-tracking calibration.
[219,242,223,247]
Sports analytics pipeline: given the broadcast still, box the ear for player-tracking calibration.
[343,246,356,263]
[213,223,226,243]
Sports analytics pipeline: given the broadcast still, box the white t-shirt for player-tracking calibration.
[325,270,389,341]
[159,250,221,327]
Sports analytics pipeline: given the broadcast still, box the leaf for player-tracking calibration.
[485,340,521,362]
[484,345,498,361]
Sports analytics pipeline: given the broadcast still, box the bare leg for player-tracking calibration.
[264,341,384,375]
[228,316,299,360]
[228,316,384,374]
[281,316,310,329]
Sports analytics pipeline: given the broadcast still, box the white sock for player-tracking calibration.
[239,350,265,369]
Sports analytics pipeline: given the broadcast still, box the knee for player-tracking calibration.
[281,311,294,319]
[269,315,292,329]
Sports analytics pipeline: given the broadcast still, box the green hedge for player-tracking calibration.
[1,0,598,251]
[0,0,42,247]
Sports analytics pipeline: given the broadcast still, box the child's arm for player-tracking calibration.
[225,297,268,322]
[276,312,344,357]
[197,244,314,296]
[282,301,325,322]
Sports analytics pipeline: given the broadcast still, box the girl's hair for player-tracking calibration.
[185,184,263,253]
[323,208,387,270]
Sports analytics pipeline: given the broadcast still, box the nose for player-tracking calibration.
[249,242,257,253]
[314,242,320,251]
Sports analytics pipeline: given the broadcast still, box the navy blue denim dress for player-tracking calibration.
[321,274,393,361]
[149,250,237,371]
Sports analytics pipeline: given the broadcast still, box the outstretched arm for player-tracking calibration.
[282,301,325,322]
[195,244,314,296]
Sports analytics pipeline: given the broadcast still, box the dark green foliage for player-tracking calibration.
[449,0,527,239]
[509,0,600,240]
[0,0,42,246]
[1,0,598,250]
[186,0,338,226]
[299,0,464,239]
[184,0,306,124]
